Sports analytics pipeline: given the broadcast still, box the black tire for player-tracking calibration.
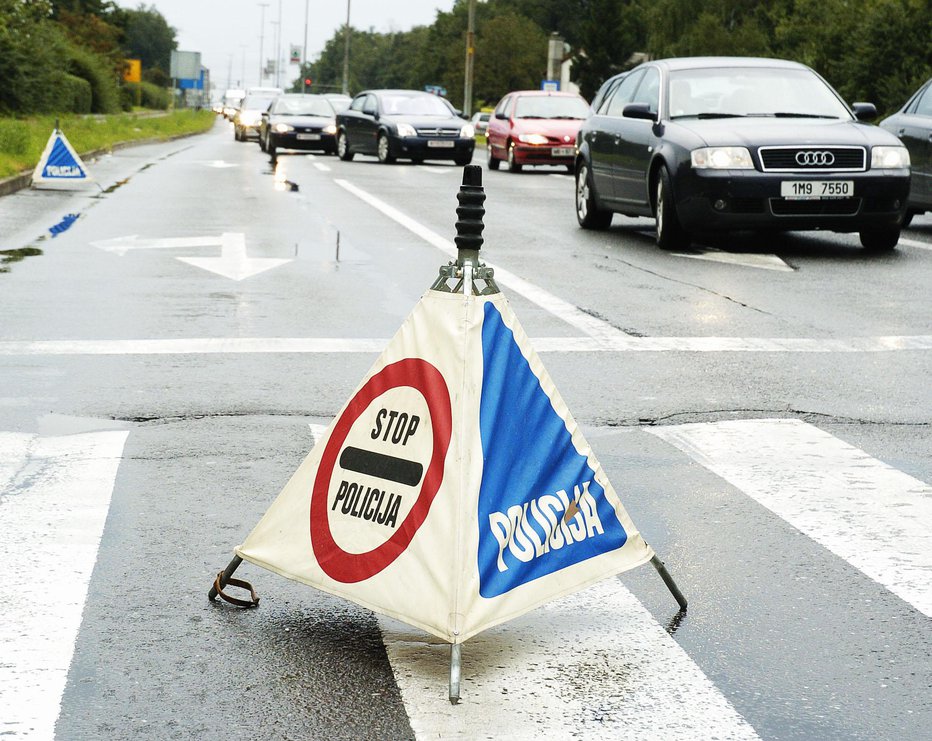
[454,153,472,166]
[901,210,915,229]
[259,131,266,151]
[487,143,500,171]
[655,166,691,250]
[234,126,241,141]
[859,227,899,252]
[575,162,612,229]
[267,136,277,158]
[507,143,522,173]
[377,133,395,164]
[337,131,354,161]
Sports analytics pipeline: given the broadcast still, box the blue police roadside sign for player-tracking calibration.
[32,128,94,190]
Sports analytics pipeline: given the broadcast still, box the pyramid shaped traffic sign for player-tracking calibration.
[32,126,94,190]
[211,166,685,702]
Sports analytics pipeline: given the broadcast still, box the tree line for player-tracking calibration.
[303,0,930,116]
[0,0,177,115]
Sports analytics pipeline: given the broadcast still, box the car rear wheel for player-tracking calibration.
[859,227,899,252]
[337,131,354,161]
[487,143,500,171]
[377,133,395,164]
[576,162,612,230]
[655,166,690,250]
[507,143,522,173]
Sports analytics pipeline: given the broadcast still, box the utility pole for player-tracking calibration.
[303,0,309,93]
[463,0,476,116]
[275,0,282,88]
[258,3,269,86]
[341,0,351,95]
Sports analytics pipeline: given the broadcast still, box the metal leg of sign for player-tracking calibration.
[449,643,462,704]
[650,554,688,611]
[208,555,243,601]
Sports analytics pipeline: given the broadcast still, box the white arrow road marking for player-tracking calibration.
[0,431,128,739]
[380,578,759,739]
[176,232,291,281]
[90,235,224,256]
[647,419,932,617]
[91,233,291,281]
[671,249,794,272]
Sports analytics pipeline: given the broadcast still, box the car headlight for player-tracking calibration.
[460,123,475,138]
[691,147,754,169]
[396,123,417,137]
[323,124,336,135]
[239,112,260,126]
[871,146,910,169]
[273,123,293,133]
[517,133,549,145]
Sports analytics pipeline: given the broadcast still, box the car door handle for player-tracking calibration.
[897,128,906,136]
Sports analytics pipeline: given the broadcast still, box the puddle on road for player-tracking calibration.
[0,247,43,273]
[266,158,299,192]
[48,212,80,236]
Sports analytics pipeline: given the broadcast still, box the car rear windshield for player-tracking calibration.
[668,67,852,120]
[380,94,454,116]
[514,96,589,119]
[242,95,276,110]
[274,97,334,116]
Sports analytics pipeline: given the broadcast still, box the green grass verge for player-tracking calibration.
[0,110,217,180]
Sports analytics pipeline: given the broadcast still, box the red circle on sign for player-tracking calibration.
[310,358,452,583]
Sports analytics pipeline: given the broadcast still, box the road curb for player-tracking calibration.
[0,127,213,198]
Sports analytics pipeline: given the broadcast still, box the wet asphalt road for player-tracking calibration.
[1,119,931,740]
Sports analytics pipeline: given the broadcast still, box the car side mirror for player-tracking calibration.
[363,107,378,118]
[495,112,507,120]
[623,103,656,121]
[852,102,877,121]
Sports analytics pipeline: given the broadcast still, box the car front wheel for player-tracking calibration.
[267,136,277,158]
[576,162,612,229]
[487,143,500,170]
[377,133,395,164]
[337,131,354,161]
[859,227,899,252]
[507,143,522,173]
[655,166,690,250]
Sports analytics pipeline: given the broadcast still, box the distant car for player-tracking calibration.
[322,93,352,112]
[486,90,590,172]
[222,88,245,120]
[575,56,911,252]
[880,77,932,225]
[470,111,490,135]
[233,93,278,141]
[335,89,475,165]
[259,94,337,156]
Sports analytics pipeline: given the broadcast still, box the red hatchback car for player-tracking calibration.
[487,90,590,172]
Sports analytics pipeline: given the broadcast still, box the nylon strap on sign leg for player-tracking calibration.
[212,572,260,608]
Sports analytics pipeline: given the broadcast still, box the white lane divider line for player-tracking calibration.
[380,578,759,740]
[3,335,932,355]
[313,163,331,172]
[0,431,128,739]
[334,178,624,340]
[646,419,932,617]
[900,237,932,251]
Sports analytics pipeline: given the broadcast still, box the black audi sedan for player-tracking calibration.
[880,77,932,225]
[259,94,337,157]
[335,89,475,165]
[575,57,911,251]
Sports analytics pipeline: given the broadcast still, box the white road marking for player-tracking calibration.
[646,419,932,616]
[176,232,291,281]
[900,237,932,251]
[0,431,128,739]
[380,578,759,740]
[672,249,794,272]
[334,179,625,340]
[91,234,224,256]
[2,335,932,356]
[313,162,331,172]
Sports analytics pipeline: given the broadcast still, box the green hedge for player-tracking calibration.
[61,74,93,114]
[140,82,171,110]
[67,44,121,115]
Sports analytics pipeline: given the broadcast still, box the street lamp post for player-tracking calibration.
[274,0,282,89]
[463,0,476,116]
[258,2,269,86]
[303,0,309,93]
[342,0,351,95]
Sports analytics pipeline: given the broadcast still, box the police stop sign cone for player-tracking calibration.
[210,166,686,703]
[31,123,94,190]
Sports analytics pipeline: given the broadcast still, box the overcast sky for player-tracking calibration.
[114,0,456,91]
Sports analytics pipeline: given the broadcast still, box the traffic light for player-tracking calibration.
[304,78,312,87]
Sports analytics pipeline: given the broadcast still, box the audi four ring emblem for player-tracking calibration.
[796,150,835,166]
